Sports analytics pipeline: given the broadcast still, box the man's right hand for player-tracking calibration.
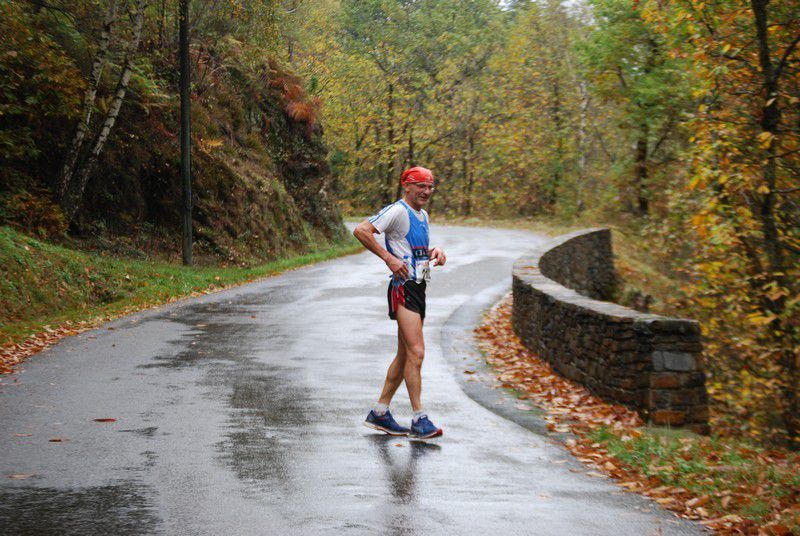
[353,220,409,280]
[385,255,409,281]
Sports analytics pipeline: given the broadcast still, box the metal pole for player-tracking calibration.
[179,0,192,265]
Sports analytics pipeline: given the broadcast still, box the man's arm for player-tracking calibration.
[353,220,409,280]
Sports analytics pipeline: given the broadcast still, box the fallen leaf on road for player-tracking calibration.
[93,418,117,423]
[686,495,710,508]
[8,473,34,480]
[48,438,66,442]
[14,433,32,437]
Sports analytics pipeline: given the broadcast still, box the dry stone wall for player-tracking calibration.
[511,228,709,434]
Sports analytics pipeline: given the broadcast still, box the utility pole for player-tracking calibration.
[179,0,192,265]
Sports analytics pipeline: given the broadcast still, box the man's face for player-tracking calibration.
[405,181,435,207]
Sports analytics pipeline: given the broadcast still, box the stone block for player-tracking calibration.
[652,409,687,426]
[648,318,701,335]
[673,343,703,354]
[652,351,665,371]
[610,339,638,352]
[651,373,680,389]
[669,389,699,406]
[681,371,706,388]
[688,405,709,422]
[617,378,636,390]
[654,351,696,371]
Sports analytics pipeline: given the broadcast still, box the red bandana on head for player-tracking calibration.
[401,166,434,185]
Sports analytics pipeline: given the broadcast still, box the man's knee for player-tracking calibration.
[405,344,425,368]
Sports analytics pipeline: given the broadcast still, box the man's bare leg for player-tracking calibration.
[377,330,407,405]
[396,305,425,412]
[363,321,414,435]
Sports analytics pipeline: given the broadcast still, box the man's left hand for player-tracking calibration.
[430,247,446,267]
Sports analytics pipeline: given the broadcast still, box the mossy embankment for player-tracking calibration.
[1,18,347,266]
[0,21,356,370]
[0,225,359,352]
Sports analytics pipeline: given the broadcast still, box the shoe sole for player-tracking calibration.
[363,421,409,436]
[408,428,443,440]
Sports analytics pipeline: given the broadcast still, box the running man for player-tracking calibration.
[353,166,446,439]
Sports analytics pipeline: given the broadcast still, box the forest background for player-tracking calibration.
[0,0,798,454]
[286,0,800,451]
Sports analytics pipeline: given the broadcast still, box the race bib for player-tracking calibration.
[411,246,430,283]
[419,259,431,282]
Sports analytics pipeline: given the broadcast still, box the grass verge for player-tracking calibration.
[1,225,360,371]
[588,426,800,532]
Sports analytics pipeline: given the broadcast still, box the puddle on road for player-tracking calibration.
[0,480,160,536]
[134,289,314,497]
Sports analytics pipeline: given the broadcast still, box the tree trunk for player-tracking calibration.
[62,0,147,222]
[373,123,385,206]
[463,131,475,216]
[180,0,192,266]
[634,121,649,216]
[549,79,563,209]
[407,127,414,166]
[395,122,411,200]
[57,0,119,203]
[576,80,590,213]
[382,82,395,205]
[750,0,797,448]
[158,0,166,48]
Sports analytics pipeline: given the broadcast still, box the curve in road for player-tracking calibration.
[0,225,704,535]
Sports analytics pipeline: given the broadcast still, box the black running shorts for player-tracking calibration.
[387,279,426,320]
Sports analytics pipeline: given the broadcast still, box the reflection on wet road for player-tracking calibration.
[0,225,704,535]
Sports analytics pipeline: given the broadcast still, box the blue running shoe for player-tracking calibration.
[408,415,443,439]
[363,409,409,436]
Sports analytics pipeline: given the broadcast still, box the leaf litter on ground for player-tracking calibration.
[474,294,800,536]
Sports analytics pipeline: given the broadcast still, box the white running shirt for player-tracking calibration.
[369,200,430,283]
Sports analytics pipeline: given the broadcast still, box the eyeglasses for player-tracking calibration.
[410,183,435,192]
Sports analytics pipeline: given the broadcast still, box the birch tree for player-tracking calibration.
[58,0,147,222]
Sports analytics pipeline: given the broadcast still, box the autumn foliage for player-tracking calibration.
[267,64,321,137]
[286,0,800,449]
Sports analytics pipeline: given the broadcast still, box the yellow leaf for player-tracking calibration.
[757,131,774,148]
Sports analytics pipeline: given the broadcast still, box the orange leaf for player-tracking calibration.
[686,495,710,508]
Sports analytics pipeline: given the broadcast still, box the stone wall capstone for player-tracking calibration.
[511,228,709,434]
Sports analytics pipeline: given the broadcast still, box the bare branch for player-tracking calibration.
[774,31,800,81]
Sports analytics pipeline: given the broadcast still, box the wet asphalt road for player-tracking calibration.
[0,225,704,536]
